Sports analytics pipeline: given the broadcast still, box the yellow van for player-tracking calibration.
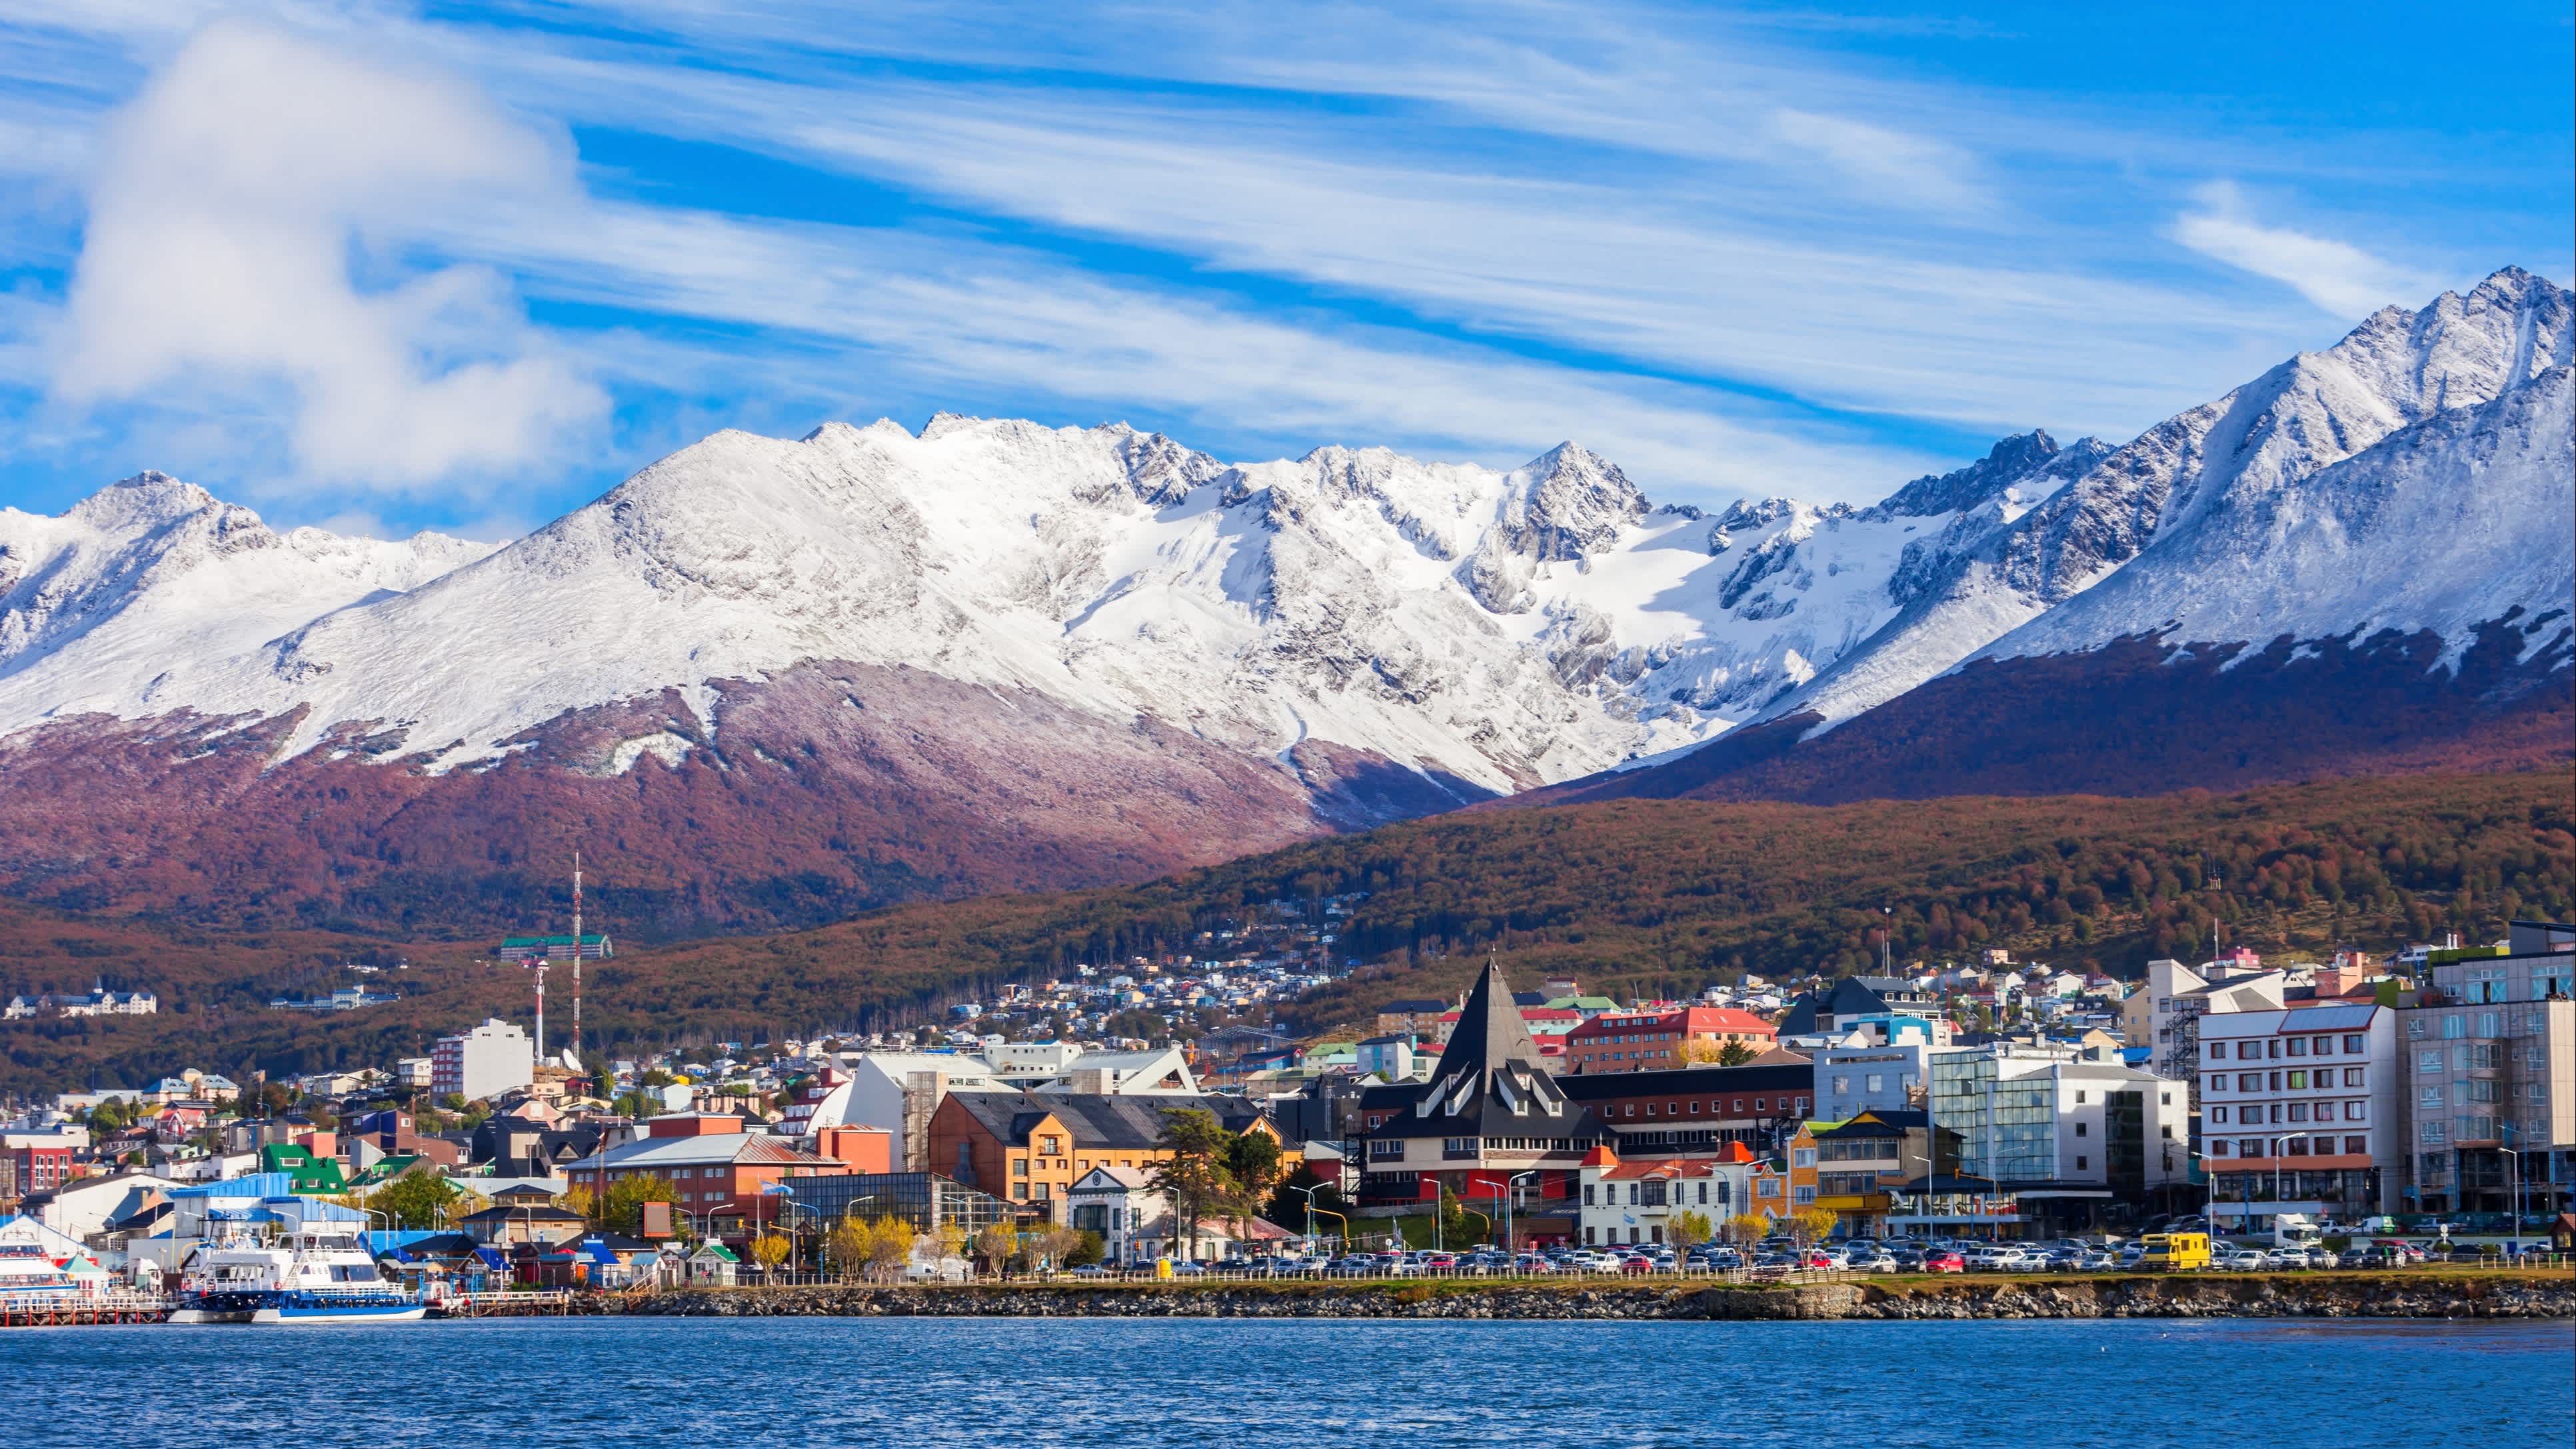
[2138,1232,2211,1271]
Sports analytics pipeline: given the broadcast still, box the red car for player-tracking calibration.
[1620,1256,1659,1274]
[1924,1250,1966,1274]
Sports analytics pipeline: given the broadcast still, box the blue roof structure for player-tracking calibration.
[170,1172,303,1200]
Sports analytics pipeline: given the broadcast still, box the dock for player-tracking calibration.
[1,1292,171,1328]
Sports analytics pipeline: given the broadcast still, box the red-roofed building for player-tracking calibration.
[1566,1006,1778,1075]
[1576,1144,1759,1246]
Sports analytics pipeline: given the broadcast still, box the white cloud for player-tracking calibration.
[1764,107,1987,213]
[50,19,607,493]
[2172,183,2433,319]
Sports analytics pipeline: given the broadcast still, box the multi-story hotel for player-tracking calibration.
[2197,1002,2402,1228]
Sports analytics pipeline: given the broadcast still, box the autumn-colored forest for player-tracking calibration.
[1,768,2566,1093]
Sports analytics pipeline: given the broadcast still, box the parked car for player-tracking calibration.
[2263,1247,2313,1270]
[1923,1250,1966,1274]
[1850,1251,1899,1272]
[2209,1247,2267,1271]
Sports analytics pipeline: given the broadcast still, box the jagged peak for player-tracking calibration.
[59,471,252,540]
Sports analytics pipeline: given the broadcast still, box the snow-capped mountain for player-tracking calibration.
[0,267,2563,932]
[1531,267,2572,808]
[1754,265,2571,735]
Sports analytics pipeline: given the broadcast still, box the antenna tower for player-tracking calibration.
[571,850,583,1060]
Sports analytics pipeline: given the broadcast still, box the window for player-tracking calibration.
[2343,1034,2365,1054]
[2075,1122,2088,1138]
[1668,1102,1679,1116]
[2074,1155,2087,1171]
[2313,1100,2335,1120]
[1754,1098,1766,1112]
[2207,1042,2227,1061]
[2161,1125,2175,1139]
[1628,1182,1641,1205]
[2287,1038,2307,1058]
[1866,1073,1885,1094]
[2285,1137,2309,1156]
[2419,1121,2446,1144]
[2343,1102,2367,1122]
[2344,1136,2368,1155]
[1012,1158,1029,1177]
[2313,1036,2334,1056]
[2239,1073,2260,1092]
[1696,1182,1708,1204]
[2288,1103,2309,1122]
[2075,1090,2088,1104]
[2240,1139,2265,1157]
[2343,1067,2366,1087]
[1039,1135,1062,1156]
[2419,1086,2443,1108]
[1832,1075,1851,1094]
[2267,1039,2282,1059]
[1792,1186,1816,1205]
[1583,1184,1596,1205]
[2287,1070,2307,1090]
[1645,1102,1657,1118]
[1792,1148,1816,1167]
[2442,1015,2464,1039]
[1368,1138,1405,1161]
[2211,1106,2230,1124]
[2417,1050,2443,1073]
[2209,1139,2231,1156]
[1688,1100,1702,1115]
[2268,1072,2282,1091]
[1031,1181,1050,1200]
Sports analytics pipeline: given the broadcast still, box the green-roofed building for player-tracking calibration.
[497,933,613,962]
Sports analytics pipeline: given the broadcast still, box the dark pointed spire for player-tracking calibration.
[1414,953,1566,1126]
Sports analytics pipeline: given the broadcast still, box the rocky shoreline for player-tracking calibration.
[603,1272,2575,1322]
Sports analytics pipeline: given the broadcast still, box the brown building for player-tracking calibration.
[928,1090,1281,1223]
[1565,1006,1779,1074]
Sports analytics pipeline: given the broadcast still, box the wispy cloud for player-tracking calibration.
[2171,181,2437,319]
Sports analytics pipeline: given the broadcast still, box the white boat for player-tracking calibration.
[173,1228,424,1324]
[0,1244,82,1305]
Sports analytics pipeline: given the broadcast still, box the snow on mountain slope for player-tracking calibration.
[1983,363,2575,669]
[0,413,2083,799]
[0,475,493,719]
[1762,267,2572,732]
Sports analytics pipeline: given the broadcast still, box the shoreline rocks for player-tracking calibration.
[602,1272,2575,1322]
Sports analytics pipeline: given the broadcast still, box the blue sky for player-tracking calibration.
[0,1,2567,539]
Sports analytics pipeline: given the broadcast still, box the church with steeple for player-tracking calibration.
[1352,956,1610,1208]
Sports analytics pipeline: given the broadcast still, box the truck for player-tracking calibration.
[2137,1232,2211,1271]
[2272,1213,2325,1250]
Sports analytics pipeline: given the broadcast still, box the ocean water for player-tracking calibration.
[10,1316,2570,1448]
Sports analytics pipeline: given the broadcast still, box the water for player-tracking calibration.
[9,1316,2569,1447]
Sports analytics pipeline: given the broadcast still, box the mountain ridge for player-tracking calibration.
[0,267,2564,934]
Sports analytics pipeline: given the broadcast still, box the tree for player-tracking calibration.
[1725,1212,1770,1248]
[1264,1163,1349,1234]
[1066,1229,1106,1268]
[559,1184,596,1223]
[1148,1108,1233,1262]
[972,1223,1019,1277]
[601,1174,678,1238]
[866,1221,920,1281]
[1714,1040,1760,1068]
[367,1170,461,1230]
[931,1221,968,1270]
[1666,1208,1712,1262]
[1031,1225,1082,1273]
[1790,1206,1838,1246]
[828,1216,875,1279]
[1435,1182,1484,1249]
[1219,1130,1285,1248]
[748,1230,790,1271]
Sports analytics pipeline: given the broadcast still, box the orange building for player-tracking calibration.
[928,1090,1284,1224]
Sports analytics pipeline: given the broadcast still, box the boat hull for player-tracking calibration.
[250,1301,429,1324]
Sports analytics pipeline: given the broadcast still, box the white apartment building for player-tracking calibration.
[431,1018,535,1102]
[2123,958,2286,1077]
[2196,1002,2400,1229]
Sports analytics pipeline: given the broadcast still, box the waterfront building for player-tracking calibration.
[2198,1002,2402,1229]
[1929,1043,2191,1228]
[1576,1145,1754,1247]
[928,1089,1280,1224]
[2397,921,2575,1215]
[1552,1062,1814,1158]
[564,1115,846,1235]
[1352,960,1610,1210]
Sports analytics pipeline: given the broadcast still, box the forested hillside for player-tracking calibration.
[7,768,2559,1093]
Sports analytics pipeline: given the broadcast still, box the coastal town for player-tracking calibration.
[3,913,2569,1323]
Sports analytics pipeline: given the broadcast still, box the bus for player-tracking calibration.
[2138,1232,2211,1271]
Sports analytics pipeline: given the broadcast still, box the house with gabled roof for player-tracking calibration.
[1353,958,1610,1210]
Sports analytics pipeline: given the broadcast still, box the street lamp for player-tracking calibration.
[1504,1171,1538,1260]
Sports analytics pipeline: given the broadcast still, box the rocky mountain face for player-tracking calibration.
[0,269,2565,934]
